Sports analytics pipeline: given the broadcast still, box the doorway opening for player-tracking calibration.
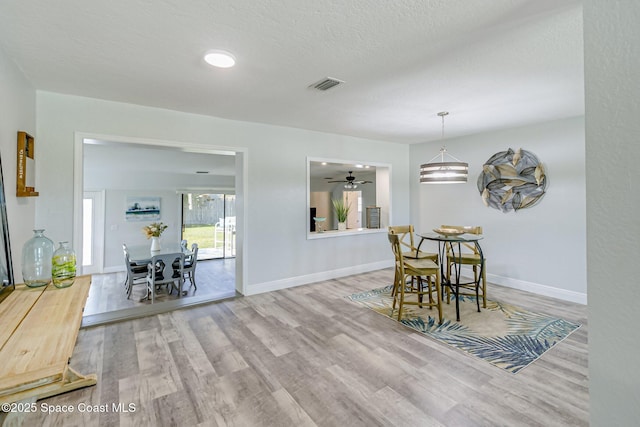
[343,190,362,229]
[181,193,236,260]
[74,133,248,326]
[82,190,105,274]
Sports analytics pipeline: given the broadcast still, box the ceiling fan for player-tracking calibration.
[328,171,372,188]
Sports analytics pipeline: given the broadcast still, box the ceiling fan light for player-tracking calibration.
[328,170,370,188]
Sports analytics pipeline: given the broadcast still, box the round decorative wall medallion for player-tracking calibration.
[477,148,547,212]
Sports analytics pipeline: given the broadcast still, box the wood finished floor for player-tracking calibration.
[19,269,588,426]
[84,258,236,316]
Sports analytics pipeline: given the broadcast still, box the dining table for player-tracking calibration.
[126,242,193,265]
[416,232,484,321]
[126,242,194,302]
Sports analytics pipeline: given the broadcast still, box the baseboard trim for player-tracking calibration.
[100,266,125,274]
[100,261,586,305]
[244,260,393,296]
[472,268,587,305]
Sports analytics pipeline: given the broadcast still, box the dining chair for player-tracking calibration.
[182,243,199,290]
[388,231,442,323]
[388,225,438,297]
[441,225,487,308]
[146,252,185,303]
[388,225,438,261]
[123,244,147,299]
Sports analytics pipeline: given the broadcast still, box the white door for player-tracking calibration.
[343,191,362,229]
[82,190,105,274]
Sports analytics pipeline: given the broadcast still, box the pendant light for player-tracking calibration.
[419,112,468,184]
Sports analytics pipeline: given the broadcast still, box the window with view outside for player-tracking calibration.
[181,193,236,260]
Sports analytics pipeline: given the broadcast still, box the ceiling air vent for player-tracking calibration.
[309,77,344,91]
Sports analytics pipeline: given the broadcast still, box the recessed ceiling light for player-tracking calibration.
[204,50,236,68]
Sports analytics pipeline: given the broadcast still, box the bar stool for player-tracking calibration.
[388,232,442,324]
[442,225,487,308]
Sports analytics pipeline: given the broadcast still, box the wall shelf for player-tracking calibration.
[17,131,38,197]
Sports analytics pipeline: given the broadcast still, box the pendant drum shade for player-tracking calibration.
[420,159,468,184]
[420,112,468,184]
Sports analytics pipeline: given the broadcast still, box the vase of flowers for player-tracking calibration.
[143,222,168,252]
[150,237,161,252]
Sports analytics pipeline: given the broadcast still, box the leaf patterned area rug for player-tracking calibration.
[347,285,580,374]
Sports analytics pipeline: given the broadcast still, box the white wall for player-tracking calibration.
[85,166,234,191]
[584,1,640,423]
[0,47,36,284]
[35,92,410,293]
[410,116,586,303]
[103,190,181,268]
[83,142,236,190]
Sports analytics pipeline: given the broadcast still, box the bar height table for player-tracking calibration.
[417,232,484,321]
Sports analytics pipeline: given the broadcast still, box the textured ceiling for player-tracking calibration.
[0,0,584,144]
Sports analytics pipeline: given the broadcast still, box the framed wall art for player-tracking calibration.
[125,196,161,221]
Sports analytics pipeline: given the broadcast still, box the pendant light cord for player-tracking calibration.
[425,112,463,163]
[440,112,447,161]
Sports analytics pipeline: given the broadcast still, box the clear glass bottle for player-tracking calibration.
[21,229,54,287]
[52,241,76,288]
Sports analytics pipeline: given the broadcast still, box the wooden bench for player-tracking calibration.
[0,275,96,404]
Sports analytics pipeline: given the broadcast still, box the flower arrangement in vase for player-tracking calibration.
[142,222,168,251]
[332,199,350,231]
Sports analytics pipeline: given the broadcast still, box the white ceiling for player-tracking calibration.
[310,161,378,192]
[0,0,584,144]
[83,141,236,176]
[309,161,377,180]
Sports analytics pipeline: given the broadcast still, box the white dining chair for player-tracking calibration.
[183,243,199,290]
[146,252,185,303]
[123,244,147,299]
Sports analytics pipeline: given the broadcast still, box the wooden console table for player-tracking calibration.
[0,275,96,404]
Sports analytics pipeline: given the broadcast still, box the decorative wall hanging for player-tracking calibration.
[125,196,161,221]
[477,148,547,212]
[17,131,39,197]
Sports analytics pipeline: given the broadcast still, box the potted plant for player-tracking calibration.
[332,199,350,231]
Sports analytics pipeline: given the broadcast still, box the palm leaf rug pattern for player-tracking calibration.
[347,285,580,374]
